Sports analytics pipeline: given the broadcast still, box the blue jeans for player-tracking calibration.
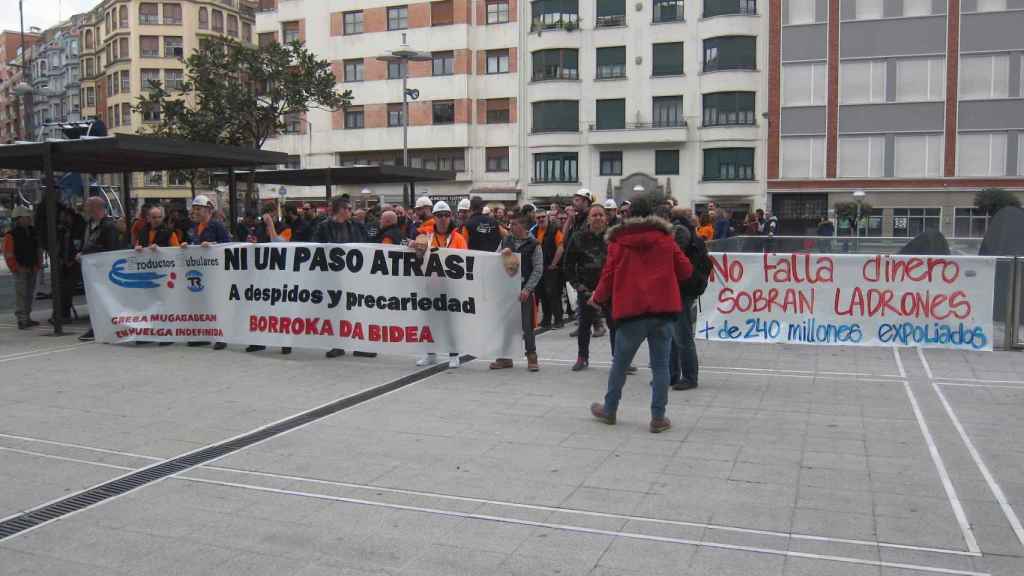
[603,316,674,419]
[669,299,699,386]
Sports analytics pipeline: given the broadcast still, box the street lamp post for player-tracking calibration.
[852,190,866,250]
[377,34,431,207]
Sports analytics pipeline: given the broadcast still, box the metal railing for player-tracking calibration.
[589,120,686,131]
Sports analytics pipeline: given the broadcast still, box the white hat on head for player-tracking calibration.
[12,205,33,219]
[457,198,471,211]
[574,188,593,202]
[415,195,433,209]
[603,198,617,209]
[432,200,452,214]
[191,195,215,208]
[482,206,492,215]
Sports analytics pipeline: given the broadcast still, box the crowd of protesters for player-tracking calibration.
[6,187,738,433]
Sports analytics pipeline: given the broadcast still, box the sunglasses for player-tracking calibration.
[435,212,452,218]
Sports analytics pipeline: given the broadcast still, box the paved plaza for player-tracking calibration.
[1,307,1023,576]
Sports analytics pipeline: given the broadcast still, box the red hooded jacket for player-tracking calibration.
[592,216,693,322]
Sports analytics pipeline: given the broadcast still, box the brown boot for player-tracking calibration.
[489,358,513,369]
[526,352,539,372]
[650,417,672,434]
[590,403,615,425]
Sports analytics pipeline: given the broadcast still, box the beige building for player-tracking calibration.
[79,0,255,201]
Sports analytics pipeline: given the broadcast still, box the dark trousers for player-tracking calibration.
[522,294,536,353]
[541,269,564,325]
[577,293,615,359]
[669,299,699,386]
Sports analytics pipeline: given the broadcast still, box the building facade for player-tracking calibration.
[0,30,43,143]
[255,0,768,209]
[21,17,86,142]
[769,0,1024,238]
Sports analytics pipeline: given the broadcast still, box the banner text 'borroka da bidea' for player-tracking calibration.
[81,244,524,358]
[697,253,996,351]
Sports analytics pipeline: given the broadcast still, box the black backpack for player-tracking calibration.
[674,223,711,298]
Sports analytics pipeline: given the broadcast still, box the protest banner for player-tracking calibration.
[81,243,523,358]
[696,253,996,351]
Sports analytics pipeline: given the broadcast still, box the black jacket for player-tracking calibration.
[563,225,607,293]
[464,212,502,252]
[81,216,120,254]
[314,219,367,244]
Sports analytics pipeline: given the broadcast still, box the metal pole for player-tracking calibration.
[1009,256,1021,349]
[44,143,64,335]
[121,172,131,222]
[855,202,861,251]
[402,61,410,207]
[324,167,331,203]
[227,167,237,239]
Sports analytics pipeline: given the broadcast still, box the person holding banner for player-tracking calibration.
[414,201,467,368]
[588,194,692,433]
[490,208,543,372]
[76,197,123,342]
[132,204,180,347]
[182,195,231,350]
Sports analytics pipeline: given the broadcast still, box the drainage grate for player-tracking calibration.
[0,355,473,541]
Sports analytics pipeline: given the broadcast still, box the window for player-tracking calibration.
[432,0,454,25]
[344,11,363,34]
[344,59,364,82]
[703,36,756,72]
[705,0,757,17]
[282,21,300,43]
[257,0,277,12]
[164,37,183,58]
[119,5,129,27]
[487,0,510,23]
[258,32,276,47]
[140,36,159,58]
[894,134,943,177]
[119,37,130,60]
[532,100,579,132]
[85,30,94,50]
[169,171,188,186]
[840,60,885,104]
[902,0,932,16]
[954,208,990,238]
[893,208,941,238]
[849,0,883,19]
[894,58,945,102]
[242,22,252,43]
[970,0,1007,11]
[212,10,224,31]
[227,15,239,37]
[656,149,680,174]
[595,99,625,130]
[958,132,1007,176]
[652,42,684,76]
[142,68,161,90]
[704,148,755,180]
[596,46,626,79]
[596,0,626,26]
[107,106,115,127]
[345,108,364,129]
[121,103,132,126]
[780,136,826,178]
[145,171,164,187]
[534,152,578,182]
[383,60,406,80]
[139,3,159,24]
[198,7,208,28]
[281,155,301,170]
[121,70,131,92]
[163,3,182,24]
[280,112,301,133]
[407,149,466,171]
[532,49,579,81]
[531,0,579,29]
[960,55,1010,100]
[432,51,455,76]
[433,100,456,124]
[165,69,184,90]
[838,135,885,177]
[105,12,111,33]
[486,98,511,123]
[388,103,404,126]
[653,0,683,22]
[653,95,684,127]
[703,92,755,126]
[487,147,510,172]
[782,62,826,106]
[85,87,96,107]
[388,6,408,30]
[487,49,510,74]
[600,151,623,175]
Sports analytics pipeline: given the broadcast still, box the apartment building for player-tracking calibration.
[0,30,43,143]
[79,0,256,200]
[21,17,86,142]
[256,0,767,209]
[770,0,1024,237]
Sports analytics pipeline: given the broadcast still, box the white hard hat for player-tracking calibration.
[191,195,215,208]
[603,198,618,209]
[432,200,452,214]
[415,195,433,209]
[574,188,593,202]
[457,198,471,211]
[12,205,33,219]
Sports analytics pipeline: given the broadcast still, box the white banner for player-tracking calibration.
[696,253,996,351]
[81,243,523,358]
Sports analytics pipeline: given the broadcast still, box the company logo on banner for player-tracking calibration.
[82,244,524,358]
[696,253,996,351]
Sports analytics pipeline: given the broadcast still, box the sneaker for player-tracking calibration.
[352,351,377,358]
[281,347,292,355]
[571,357,588,371]
[417,353,438,367]
[539,321,552,329]
[326,348,345,358]
[526,352,539,372]
[650,417,672,434]
[78,329,95,342]
[554,320,565,329]
[672,381,698,391]
[489,358,513,370]
[592,326,607,338]
[25,320,39,327]
[212,342,227,350]
[569,328,579,338]
[17,321,28,330]
[590,403,615,425]
[448,355,461,369]
[245,345,266,353]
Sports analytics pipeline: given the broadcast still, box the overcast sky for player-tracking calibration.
[1,0,98,36]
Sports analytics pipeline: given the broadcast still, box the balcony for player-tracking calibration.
[595,14,625,27]
[587,120,688,145]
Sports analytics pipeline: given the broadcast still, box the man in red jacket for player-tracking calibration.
[588,194,692,433]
